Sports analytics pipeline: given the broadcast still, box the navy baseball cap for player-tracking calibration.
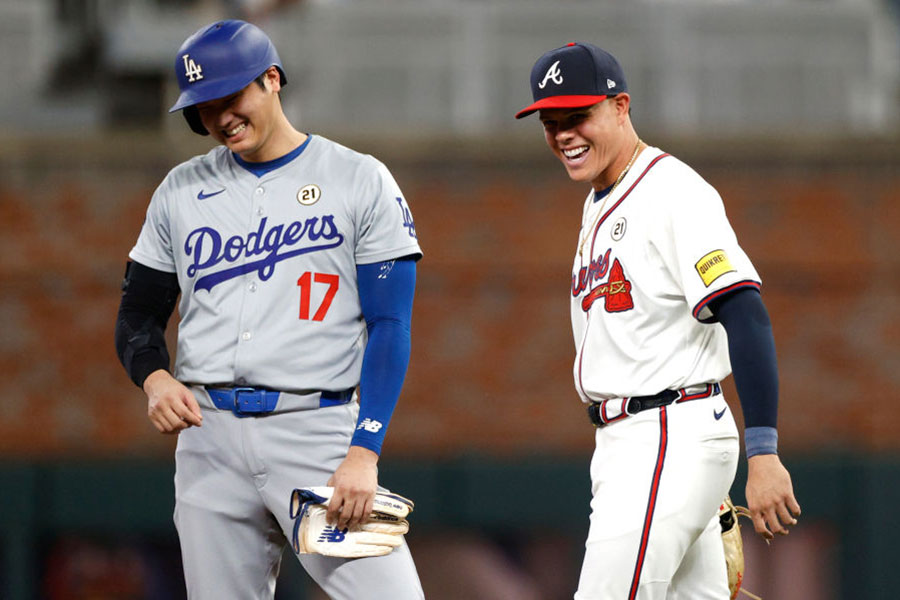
[515,42,627,119]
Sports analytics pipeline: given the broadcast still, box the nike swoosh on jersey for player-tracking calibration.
[197,188,226,200]
[714,407,727,420]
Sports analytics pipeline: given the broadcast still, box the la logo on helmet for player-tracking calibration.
[182,54,204,83]
[538,60,563,89]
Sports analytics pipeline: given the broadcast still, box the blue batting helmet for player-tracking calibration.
[169,20,286,135]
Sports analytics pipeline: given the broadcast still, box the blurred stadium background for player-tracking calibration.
[1,0,899,598]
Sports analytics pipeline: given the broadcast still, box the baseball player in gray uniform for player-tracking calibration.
[516,43,801,599]
[114,21,424,599]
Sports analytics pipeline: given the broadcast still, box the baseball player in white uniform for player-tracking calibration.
[516,43,801,599]
[114,21,424,599]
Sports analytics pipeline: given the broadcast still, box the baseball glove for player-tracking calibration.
[289,487,414,558]
[718,495,761,600]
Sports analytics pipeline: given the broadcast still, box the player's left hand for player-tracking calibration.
[326,446,379,530]
[745,454,801,541]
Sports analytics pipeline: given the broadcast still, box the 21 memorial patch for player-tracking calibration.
[695,250,735,287]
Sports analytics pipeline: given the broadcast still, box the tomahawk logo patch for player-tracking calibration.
[581,257,634,313]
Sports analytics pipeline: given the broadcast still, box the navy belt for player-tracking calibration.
[588,383,721,427]
[207,387,354,417]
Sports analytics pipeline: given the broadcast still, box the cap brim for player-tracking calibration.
[514,94,609,119]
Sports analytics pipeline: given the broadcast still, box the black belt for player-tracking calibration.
[587,383,721,427]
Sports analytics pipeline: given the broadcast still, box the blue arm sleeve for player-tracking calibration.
[709,288,779,457]
[352,258,416,455]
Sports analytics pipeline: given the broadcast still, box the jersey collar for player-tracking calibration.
[593,182,614,203]
[232,134,313,177]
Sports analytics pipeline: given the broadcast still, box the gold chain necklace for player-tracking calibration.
[578,138,643,256]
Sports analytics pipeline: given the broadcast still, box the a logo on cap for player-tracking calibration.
[538,60,564,89]
[607,79,616,89]
[182,54,204,83]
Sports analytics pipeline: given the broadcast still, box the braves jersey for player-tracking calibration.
[130,135,422,392]
[571,146,760,402]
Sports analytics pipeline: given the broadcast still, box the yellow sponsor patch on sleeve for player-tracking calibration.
[695,250,735,287]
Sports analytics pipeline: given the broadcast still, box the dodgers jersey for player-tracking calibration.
[571,146,760,402]
[130,135,422,392]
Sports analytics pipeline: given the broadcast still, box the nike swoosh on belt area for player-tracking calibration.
[197,188,226,200]
[714,407,727,420]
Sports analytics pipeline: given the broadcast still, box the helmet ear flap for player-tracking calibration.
[182,106,209,136]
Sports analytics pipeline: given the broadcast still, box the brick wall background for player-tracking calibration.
[1,134,897,458]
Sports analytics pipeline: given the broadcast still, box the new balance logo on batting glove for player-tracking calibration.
[317,525,348,544]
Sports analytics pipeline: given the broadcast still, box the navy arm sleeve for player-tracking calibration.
[352,257,416,455]
[114,261,180,388]
[709,287,779,457]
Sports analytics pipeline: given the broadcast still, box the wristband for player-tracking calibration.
[745,426,778,458]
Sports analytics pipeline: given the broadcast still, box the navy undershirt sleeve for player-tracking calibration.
[709,288,779,456]
[352,257,416,455]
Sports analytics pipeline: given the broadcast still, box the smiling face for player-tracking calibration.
[539,94,635,191]
[195,66,289,162]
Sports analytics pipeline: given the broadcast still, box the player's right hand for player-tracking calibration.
[745,453,801,541]
[143,369,203,434]
[326,446,379,530]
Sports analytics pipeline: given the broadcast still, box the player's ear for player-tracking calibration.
[264,66,282,93]
[613,93,631,122]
